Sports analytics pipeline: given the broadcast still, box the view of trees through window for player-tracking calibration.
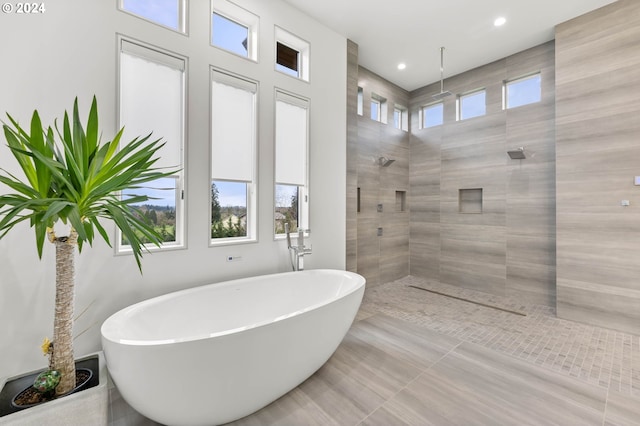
[274,184,299,234]
[211,181,247,238]
[121,177,177,245]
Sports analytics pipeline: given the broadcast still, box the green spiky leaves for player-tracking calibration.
[0,97,178,270]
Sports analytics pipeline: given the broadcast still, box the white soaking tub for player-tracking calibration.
[101,269,365,426]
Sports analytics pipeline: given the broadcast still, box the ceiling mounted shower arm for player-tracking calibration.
[432,46,452,100]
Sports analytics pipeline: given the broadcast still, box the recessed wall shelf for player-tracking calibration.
[459,188,483,213]
[396,191,406,212]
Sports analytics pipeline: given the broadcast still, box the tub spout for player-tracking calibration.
[285,223,312,271]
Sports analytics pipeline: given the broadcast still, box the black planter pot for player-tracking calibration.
[10,367,94,409]
[0,356,99,418]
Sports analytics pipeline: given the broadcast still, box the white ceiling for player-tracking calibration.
[282,0,617,91]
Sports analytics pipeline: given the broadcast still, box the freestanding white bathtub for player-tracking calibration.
[101,269,365,426]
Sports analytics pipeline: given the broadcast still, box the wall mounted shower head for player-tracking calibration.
[378,156,395,167]
[507,147,526,160]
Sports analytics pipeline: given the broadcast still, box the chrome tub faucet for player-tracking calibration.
[285,223,312,271]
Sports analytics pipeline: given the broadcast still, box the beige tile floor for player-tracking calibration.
[361,277,640,398]
[109,276,640,425]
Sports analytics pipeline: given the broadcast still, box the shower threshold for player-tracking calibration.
[408,285,526,316]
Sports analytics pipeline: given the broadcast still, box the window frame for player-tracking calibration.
[118,0,188,34]
[394,104,408,131]
[371,99,381,122]
[276,42,300,77]
[115,36,187,254]
[504,72,542,110]
[274,26,310,82]
[421,102,444,129]
[209,67,258,246]
[274,90,310,238]
[457,89,486,121]
[370,93,388,124]
[393,107,402,129]
[211,0,259,62]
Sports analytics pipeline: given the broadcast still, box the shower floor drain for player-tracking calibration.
[408,285,526,316]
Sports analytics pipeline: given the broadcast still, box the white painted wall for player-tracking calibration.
[0,0,346,379]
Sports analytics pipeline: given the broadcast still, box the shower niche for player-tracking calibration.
[396,191,406,212]
[459,188,483,213]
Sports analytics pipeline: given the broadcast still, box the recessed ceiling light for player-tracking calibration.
[397,63,406,70]
[494,16,506,27]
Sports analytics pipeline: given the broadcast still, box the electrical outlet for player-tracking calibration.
[226,255,242,262]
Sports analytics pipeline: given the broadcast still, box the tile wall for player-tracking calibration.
[346,58,411,287]
[348,0,640,334]
[409,41,557,307]
[556,0,640,335]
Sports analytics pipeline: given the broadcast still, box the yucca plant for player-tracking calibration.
[0,97,176,396]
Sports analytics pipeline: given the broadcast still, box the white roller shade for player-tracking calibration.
[275,93,308,186]
[211,73,256,182]
[120,45,184,170]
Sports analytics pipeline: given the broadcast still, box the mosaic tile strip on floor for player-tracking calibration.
[359,276,640,397]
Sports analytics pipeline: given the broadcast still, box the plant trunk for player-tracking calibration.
[51,230,77,396]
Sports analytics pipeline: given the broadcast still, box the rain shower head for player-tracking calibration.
[507,147,526,160]
[378,156,395,167]
[432,47,452,100]
[432,90,452,100]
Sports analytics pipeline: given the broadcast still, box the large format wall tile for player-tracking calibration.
[348,0,637,336]
[351,66,411,287]
[556,0,640,335]
[409,42,556,305]
[346,39,359,272]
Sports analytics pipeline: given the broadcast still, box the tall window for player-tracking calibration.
[211,0,259,61]
[357,87,363,116]
[504,73,541,109]
[421,102,443,128]
[458,89,486,121]
[118,38,186,251]
[210,69,257,243]
[119,0,186,33]
[275,91,309,235]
